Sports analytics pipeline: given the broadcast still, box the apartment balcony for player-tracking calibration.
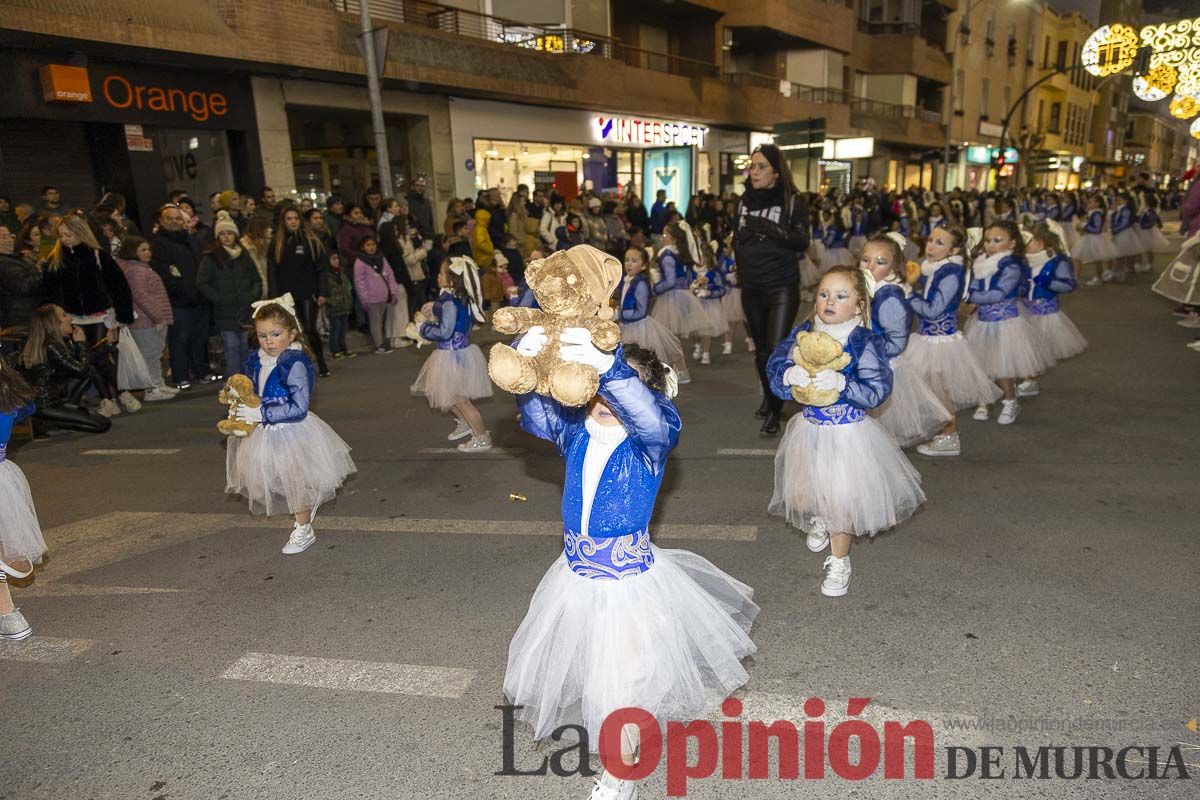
[849,100,945,148]
[721,0,856,54]
[851,30,952,84]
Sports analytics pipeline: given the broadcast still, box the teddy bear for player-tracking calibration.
[788,330,853,407]
[217,373,262,437]
[487,244,623,407]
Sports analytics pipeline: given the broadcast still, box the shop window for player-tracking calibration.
[158,129,234,207]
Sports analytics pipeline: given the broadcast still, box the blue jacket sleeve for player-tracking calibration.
[261,360,312,425]
[1084,212,1103,234]
[766,325,804,401]
[873,292,910,359]
[420,299,457,342]
[652,252,677,295]
[1111,207,1131,234]
[620,279,650,321]
[517,392,584,456]
[705,270,726,299]
[841,333,893,410]
[969,260,1021,304]
[909,267,961,320]
[1043,256,1077,294]
[595,352,680,475]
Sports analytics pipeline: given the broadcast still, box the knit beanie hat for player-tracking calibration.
[214,210,239,237]
[218,190,239,210]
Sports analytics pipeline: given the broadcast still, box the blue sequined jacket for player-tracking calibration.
[1110,205,1133,235]
[968,254,1025,322]
[617,273,652,323]
[766,322,892,424]
[420,290,474,350]
[910,258,965,336]
[0,402,36,462]
[242,348,316,425]
[1022,254,1076,312]
[870,283,912,359]
[1082,209,1105,234]
[517,348,681,540]
[699,268,727,300]
[652,248,694,294]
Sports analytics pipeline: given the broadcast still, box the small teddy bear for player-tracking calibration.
[217,373,262,437]
[488,244,623,407]
[788,330,853,407]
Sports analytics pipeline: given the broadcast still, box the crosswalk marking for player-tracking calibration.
[221,652,476,698]
[0,636,96,663]
[82,449,182,455]
[717,448,777,457]
[418,447,522,455]
[21,583,185,598]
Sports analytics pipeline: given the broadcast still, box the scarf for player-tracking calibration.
[971,251,1009,283]
[920,255,961,278]
[862,270,909,299]
[222,244,243,260]
[813,314,862,345]
[258,342,303,395]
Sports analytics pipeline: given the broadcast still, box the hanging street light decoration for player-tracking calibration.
[1170,94,1199,119]
[1190,117,1200,140]
[1081,24,1140,77]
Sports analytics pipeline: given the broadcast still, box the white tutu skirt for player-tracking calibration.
[1061,223,1079,248]
[824,246,853,268]
[1136,226,1171,254]
[799,257,821,288]
[722,287,746,325]
[226,413,357,516]
[1026,309,1087,361]
[694,298,728,337]
[410,344,493,411]
[770,415,925,537]
[0,460,47,565]
[503,546,758,749]
[906,332,1003,410]
[963,314,1055,380]
[848,235,868,256]
[876,354,954,447]
[1111,228,1142,258]
[621,316,685,366]
[808,241,826,269]
[651,289,705,338]
[1071,232,1115,264]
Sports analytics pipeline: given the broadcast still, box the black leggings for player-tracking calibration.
[35,404,112,434]
[741,283,801,414]
[295,298,329,373]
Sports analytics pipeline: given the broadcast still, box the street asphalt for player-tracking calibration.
[1,238,1197,800]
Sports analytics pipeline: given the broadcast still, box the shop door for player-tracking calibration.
[0,119,98,210]
[157,129,235,205]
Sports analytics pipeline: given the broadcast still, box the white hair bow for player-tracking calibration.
[448,257,486,323]
[250,292,302,331]
[885,231,908,252]
[663,364,680,399]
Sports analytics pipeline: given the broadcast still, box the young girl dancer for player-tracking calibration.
[964,220,1053,425]
[821,209,852,268]
[1060,191,1080,249]
[503,337,757,800]
[860,234,952,446]
[0,364,45,641]
[617,246,688,383]
[690,243,728,364]
[718,248,754,353]
[919,202,947,240]
[767,266,925,596]
[1016,222,1086,396]
[908,227,1002,457]
[1106,192,1138,283]
[650,221,704,351]
[1134,195,1170,274]
[847,199,868,257]
[411,257,494,452]
[1073,195,1116,287]
[225,295,357,555]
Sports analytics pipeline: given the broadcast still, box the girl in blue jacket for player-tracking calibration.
[0,363,45,641]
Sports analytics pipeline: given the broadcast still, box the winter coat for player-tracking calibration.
[326,267,354,316]
[42,243,134,324]
[0,253,42,329]
[353,254,400,305]
[336,220,375,271]
[733,184,811,291]
[472,208,495,268]
[197,248,264,330]
[116,258,173,330]
[268,230,329,301]
[407,191,435,239]
[151,228,205,308]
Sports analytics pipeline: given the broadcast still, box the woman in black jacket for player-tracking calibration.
[17,304,115,432]
[733,144,811,436]
[197,212,264,376]
[41,213,134,347]
[267,207,330,375]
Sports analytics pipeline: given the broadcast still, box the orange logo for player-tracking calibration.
[39,65,92,103]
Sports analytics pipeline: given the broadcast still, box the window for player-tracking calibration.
[1056,41,1068,70]
[1044,36,1051,68]
[981,77,990,119]
[955,69,965,113]
[1049,102,1061,133]
[985,14,996,56]
[1004,85,1012,119]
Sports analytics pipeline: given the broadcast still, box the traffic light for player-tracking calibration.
[992,150,1008,169]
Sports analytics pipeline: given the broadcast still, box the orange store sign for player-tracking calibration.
[38,64,230,123]
[39,65,92,103]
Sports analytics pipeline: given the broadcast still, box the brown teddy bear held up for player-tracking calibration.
[217,373,262,437]
[488,244,623,407]
[788,330,852,407]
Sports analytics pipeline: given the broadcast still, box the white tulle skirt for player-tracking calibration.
[800,257,822,288]
[621,316,685,366]
[906,332,1003,411]
[694,298,728,337]
[1111,228,1142,258]
[876,354,954,447]
[1071,232,1116,264]
[1024,308,1088,362]
[226,413,357,517]
[1136,226,1171,254]
[848,235,868,256]
[963,314,1055,380]
[1061,222,1080,249]
[722,287,746,326]
[503,546,758,750]
[0,461,46,566]
[651,289,705,337]
[410,344,493,411]
[824,246,853,268]
[770,414,925,537]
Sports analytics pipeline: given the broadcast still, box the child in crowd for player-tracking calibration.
[821,208,852,268]
[1106,192,1138,283]
[1134,195,1170,274]
[718,247,753,353]
[410,257,494,452]
[0,363,45,641]
[1072,194,1116,287]
[1017,222,1086,397]
[767,266,925,597]
[617,245,688,383]
[650,221,704,343]
[353,235,401,354]
[325,251,356,359]
[225,296,357,555]
[690,241,728,364]
[115,236,178,401]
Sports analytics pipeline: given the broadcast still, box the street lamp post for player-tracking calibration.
[358,0,393,196]
[942,0,986,193]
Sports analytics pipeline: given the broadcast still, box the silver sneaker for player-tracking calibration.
[457,433,493,453]
[916,433,961,457]
[281,523,316,555]
[118,391,142,413]
[96,398,122,417]
[1016,379,1040,397]
[806,517,830,552]
[0,608,32,641]
[997,398,1020,425]
[972,404,989,421]
[447,419,472,441]
[821,555,851,597]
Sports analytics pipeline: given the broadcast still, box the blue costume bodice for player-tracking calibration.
[766,322,893,425]
[823,225,848,249]
[1111,205,1133,234]
[1062,202,1076,221]
[1138,209,1161,230]
[1022,254,1076,311]
[919,217,946,239]
[420,291,474,350]
[1047,204,1062,221]
[870,283,912,360]
[242,348,316,425]
[617,273,651,323]
[897,214,911,236]
[911,259,965,336]
[1083,209,1104,234]
[849,208,867,236]
[700,268,727,300]
[0,402,36,463]
[652,248,695,294]
[968,255,1025,321]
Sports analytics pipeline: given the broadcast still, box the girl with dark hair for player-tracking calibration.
[1107,191,1139,283]
[732,144,811,436]
[0,362,46,640]
[115,236,177,401]
[1017,222,1086,398]
[198,212,263,376]
[650,221,704,346]
[269,206,331,376]
[18,304,120,427]
[1071,194,1115,286]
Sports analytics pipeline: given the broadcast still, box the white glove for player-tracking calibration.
[515,326,548,357]
[235,405,263,424]
[812,369,847,393]
[783,365,812,388]
[697,289,710,298]
[558,327,615,374]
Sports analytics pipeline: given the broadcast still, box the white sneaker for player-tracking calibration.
[447,418,472,441]
[676,370,691,385]
[821,555,851,597]
[806,517,830,552]
[118,391,142,413]
[916,433,961,457]
[745,337,756,353]
[0,608,32,641]
[700,352,711,365]
[589,771,638,800]
[143,387,175,402]
[457,432,493,453]
[1135,261,1152,274]
[1177,313,1200,328]
[281,523,316,555]
[997,398,1020,425]
[1187,340,1200,351]
[392,338,414,348]
[1101,269,1116,282]
[1084,276,1103,287]
[1017,379,1040,397]
[972,404,989,421]
[692,343,702,361]
[721,340,733,356]
[96,398,122,417]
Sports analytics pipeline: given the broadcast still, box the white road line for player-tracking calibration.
[717,448,777,456]
[82,449,182,455]
[418,447,522,455]
[0,636,96,663]
[21,583,185,598]
[221,652,476,698]
[313,516,757,542]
